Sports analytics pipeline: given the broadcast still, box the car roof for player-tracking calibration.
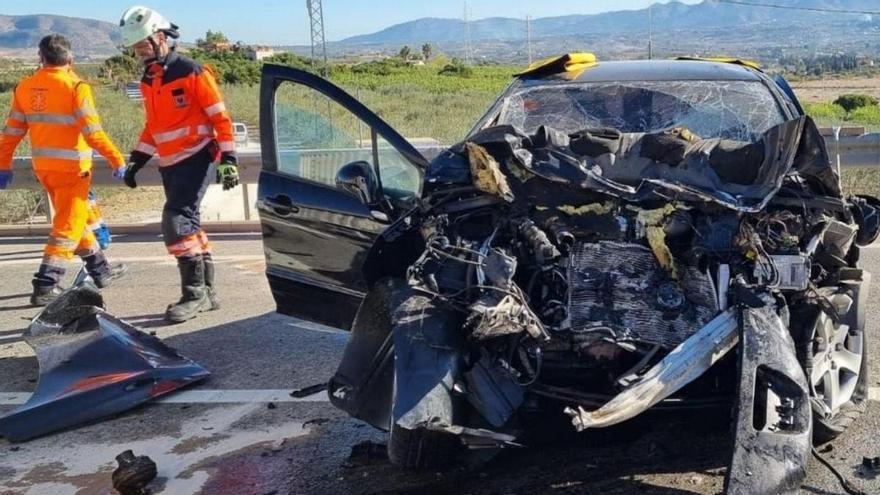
[516,59,764,86]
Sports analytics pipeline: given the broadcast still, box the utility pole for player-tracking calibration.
[648,4,654,60]
[526,15,532,65]
[307,0,328,76]
[463,2,472,65]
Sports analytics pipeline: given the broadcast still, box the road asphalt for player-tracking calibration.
[1,235,878,495]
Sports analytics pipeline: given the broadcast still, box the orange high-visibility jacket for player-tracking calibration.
[0,66,125,174]
[134,52,235,167]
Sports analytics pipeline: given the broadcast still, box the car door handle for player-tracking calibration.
[261,196,300,217]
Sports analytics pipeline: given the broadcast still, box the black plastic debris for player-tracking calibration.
[112,450,158,495]
[0,283,209,442]
[290,383,328,398]
[862,457,880,473]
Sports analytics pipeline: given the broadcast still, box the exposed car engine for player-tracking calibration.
[393,118,878,443]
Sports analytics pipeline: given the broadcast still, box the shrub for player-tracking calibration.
[438,58,473,78]
[833,94,879,113]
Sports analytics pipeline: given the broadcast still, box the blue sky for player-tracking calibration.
[3,1,701,45]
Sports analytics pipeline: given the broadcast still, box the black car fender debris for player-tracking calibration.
[0,283,210,442]
[724,296,812,495]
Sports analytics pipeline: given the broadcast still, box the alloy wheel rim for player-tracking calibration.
[810,295,863,416]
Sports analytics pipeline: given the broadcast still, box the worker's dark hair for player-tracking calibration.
[38,34,73,66]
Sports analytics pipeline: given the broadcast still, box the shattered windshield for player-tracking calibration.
[498,81,786,142]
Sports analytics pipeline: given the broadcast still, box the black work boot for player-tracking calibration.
[165,256,210,323]
[30,263,65,307]
[203,252,220,310]
[82,252,128,288]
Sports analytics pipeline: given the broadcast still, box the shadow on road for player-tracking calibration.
[0,293,31,303]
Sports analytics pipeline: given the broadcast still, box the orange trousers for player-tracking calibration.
[35,170,100,267]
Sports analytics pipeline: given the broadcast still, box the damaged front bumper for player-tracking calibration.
[0,283,209,442]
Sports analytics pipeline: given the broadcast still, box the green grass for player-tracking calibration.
[841,167,880,198]
[803,101,880,132]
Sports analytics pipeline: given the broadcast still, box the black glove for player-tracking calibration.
[124,151,151,189]
[216,152,240,191]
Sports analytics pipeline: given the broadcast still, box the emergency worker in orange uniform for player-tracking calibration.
[0,34,128,306]
[119,6,240,323]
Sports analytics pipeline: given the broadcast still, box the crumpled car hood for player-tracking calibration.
[426,116,838,213]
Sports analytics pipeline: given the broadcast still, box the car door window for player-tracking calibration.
[274,82,422,199]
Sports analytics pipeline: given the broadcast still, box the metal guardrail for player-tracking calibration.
[3,132,880,229]
[5,150,263,228]
[8,149,263,188]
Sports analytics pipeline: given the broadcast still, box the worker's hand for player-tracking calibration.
[0,170,12,190]
[216,153,239,191]
[124,151,151,189]
[112,164,128,181]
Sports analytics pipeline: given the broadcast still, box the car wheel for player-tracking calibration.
[388,418,460,469]
[808,292,869,444]
[387,371,461,469]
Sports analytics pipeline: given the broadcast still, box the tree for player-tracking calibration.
[421,43,433,61]
[398,45,412,61]
[101,50,141,83]
[196,30,230,50]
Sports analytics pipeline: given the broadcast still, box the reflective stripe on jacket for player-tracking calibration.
[0,66,125,173]
[136,52,235,167]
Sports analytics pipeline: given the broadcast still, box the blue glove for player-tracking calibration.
[112,164,127,181]
[94,224,112,250]
[0,170,12,189]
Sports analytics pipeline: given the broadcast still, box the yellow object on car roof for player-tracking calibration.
[515,52,598,78]
[674,56,762,71]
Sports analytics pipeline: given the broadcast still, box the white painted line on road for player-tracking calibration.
[0,254,265,267]
[288,321,348,335]
[156,389,329,404]
[871,387,880,402]
[0,388,329,406]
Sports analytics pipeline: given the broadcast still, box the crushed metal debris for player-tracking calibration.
[112,450,157,495]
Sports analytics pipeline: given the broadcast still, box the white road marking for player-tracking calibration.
[0,388,328,406]
[870,387,880,402]
[288,321,348,336]
[0,254,265,267]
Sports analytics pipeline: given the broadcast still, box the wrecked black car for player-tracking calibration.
[255,56,880,492]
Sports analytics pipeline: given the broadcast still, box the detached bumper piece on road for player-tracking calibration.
[0,283,210,442]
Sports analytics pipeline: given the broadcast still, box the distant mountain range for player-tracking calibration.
[2,1,879,62]
[341,0,878,45]
[0,14,120,60]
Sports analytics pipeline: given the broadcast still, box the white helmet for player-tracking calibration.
[119,6,177,47]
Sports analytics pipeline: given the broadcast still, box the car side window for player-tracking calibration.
[274,82,421,199]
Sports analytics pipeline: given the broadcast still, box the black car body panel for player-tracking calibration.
[257,64,427,328]
[0,283,209,442]
[725,301,812,494]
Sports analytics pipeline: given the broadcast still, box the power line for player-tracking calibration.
[711,0,880,16]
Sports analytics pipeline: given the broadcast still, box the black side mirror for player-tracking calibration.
[335,161,380,206]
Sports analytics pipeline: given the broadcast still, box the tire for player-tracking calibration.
[388,419,460,469]
[808,290,870,445]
